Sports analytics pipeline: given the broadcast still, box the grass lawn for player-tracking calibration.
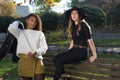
[0,56,18,80]
[93,38,120,45]
[49,38,120,46]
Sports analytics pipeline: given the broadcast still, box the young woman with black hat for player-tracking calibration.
[53,7,97,80]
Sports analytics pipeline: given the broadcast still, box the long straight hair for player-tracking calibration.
[68,13,81,38]
[26,13,42,31]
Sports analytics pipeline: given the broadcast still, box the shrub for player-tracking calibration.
[41,12,59,31]
[107,4,120,27]
[45,30,68,45]
[0,16,14,33]
[81,5,106,29]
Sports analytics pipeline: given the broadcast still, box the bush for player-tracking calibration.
[81,5,106,29]
[107,4,120,27]
[0,16,27,33]
[57,13,68,30]
[45,30,68,45]
[0,16,14,33]
[41,12,59,31]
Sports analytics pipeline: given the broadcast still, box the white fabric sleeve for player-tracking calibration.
[35,32,48,57]
[8,21,23,39]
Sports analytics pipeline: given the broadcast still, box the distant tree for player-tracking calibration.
[81,5,106,29]
[57,13,68,30]
[29,0,61,13]
[45,0,61,7]
[0,0,18,17]
[71,0,83,7]
[107,4,120,27]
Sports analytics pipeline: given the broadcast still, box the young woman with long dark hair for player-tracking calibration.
[53,7,97,80]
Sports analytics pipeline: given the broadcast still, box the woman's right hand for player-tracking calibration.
[89,56,97,63]
[26,51,37,58]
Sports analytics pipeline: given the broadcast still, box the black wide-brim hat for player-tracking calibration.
[65,7,87,20]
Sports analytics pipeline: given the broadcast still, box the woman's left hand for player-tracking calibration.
[89,56,97,63]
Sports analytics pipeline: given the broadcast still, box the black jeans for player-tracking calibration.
[53,47,88,80]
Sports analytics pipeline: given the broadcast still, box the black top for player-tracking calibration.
[72,22,91,46]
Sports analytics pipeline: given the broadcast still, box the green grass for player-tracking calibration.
[93,38,120,45]
[0,56,19,80]
[49,38,120,47]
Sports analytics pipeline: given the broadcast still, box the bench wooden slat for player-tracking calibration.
[67,71,120,80]
[96,58,120,64]
[46,66,120,80]
[44,58,120,70]
[45,67,120,80]
[45,64,120,77]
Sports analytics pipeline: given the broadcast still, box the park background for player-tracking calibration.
[0,0,120,80]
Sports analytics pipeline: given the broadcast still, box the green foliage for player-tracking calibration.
[0,0,17,17]
[0,16,14,33]
[93,38,120,45]
[32,0,61,13]
[41,12,59,31]
[57,13,68,29]
[0,56,18,79]
[80,5,106,28]
[107,4,120,27]
[71,0,82,7]
[45,30,68,45]
[0,16,27,33]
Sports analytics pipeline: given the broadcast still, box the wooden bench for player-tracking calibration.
[43,51,120,80]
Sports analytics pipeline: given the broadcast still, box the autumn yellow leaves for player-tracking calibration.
[45,0,61,7]
[0,0,17,17]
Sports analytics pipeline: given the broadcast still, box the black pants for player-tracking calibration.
[53,47,88,80]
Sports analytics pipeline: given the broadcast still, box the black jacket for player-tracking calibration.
[0,32,19,63]
[0,22,24,63]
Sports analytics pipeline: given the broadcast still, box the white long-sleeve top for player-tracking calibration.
[8,21,48,59]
